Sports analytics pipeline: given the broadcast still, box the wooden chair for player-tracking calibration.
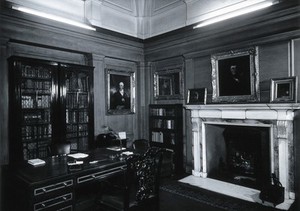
[132,139,150,151]
[95,133,126,149]
[95,147,164,211]
[132,139,174,177]
[48,142,71,156]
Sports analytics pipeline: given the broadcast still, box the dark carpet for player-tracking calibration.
[160,181,283,211]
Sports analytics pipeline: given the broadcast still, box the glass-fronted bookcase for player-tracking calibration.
[9,56,94,162]
[149,104,183,174]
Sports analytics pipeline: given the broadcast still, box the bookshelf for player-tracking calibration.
[9,56,94,162]
[149,104,183,174]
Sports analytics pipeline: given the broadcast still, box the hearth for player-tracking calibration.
[206,125,270,189]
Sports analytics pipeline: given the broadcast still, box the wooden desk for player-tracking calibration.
[8,148,131,211]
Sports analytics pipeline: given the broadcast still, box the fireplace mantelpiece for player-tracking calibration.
[185,103,300,206]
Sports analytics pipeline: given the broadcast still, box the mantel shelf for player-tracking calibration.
[185,103,300,111]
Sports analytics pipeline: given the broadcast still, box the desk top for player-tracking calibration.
[11,148,134,185]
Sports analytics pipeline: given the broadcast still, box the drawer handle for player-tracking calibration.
[42,188,46,193]
[62,196,67,201]
[41,203,46,208]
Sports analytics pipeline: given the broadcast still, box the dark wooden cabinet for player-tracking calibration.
[149,104,183,175]
[8,56,94,162]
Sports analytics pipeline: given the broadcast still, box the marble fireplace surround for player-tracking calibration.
[185,103,300,208]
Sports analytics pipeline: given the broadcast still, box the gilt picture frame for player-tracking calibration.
[153,65,184,100]
[270,76,297,103]
[211,47,260,103]
[187,88,207,105]
[106,68,135,115]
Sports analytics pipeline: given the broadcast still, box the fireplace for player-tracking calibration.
[185,103,300,209]
[206,124,270,189]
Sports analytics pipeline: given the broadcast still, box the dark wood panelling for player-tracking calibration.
[293,38,300,102]
[144,2,300,177]
[0,5,145,166]
[259,41,290,102]
[145,2,300,61]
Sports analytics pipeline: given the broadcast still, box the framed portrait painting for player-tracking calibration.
[211,47,260,103]
[106,69,135,115]
[187,88,207,104]
[270,76,297,103]
[153,66,184,100]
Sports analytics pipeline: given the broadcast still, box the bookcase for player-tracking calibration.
[9,56,94,162]
[149,104,183,174]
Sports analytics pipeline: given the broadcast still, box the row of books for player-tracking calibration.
[23,110,50,123]
[66,93,89,109]
[152,119,175,129]
[66,110,89,123]
[21,95,51,109]
[22,140,50,160]
[150,108,175,116]
[151,132,176,145]
[22,65,52,79]
[21,124,52,140]
[65,76,89,92]
[21,79,52,91]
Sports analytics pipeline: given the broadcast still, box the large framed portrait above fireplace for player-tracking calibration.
[211,47,260,103]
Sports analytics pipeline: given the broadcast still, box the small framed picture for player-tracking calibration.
[187,88,207,104]
[270,76,297,103]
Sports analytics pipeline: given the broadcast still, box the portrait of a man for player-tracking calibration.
[159,77,172,96]
[211,47,259,103]
[218,55,251,96]
[110,74,130,110]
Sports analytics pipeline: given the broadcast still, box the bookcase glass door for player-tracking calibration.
[64,69,90,152]
[9,56,94,162]
[19,61,55,160]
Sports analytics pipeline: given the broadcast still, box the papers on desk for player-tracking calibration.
[106,146,126,151]
[121,151,134,156]
[28,158,46,167]
[67,160,83,166]
[67,153,89,159]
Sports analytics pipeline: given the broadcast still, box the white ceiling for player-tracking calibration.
[6,0,278,39]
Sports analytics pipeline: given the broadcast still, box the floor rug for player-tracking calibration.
[160,181,281,211]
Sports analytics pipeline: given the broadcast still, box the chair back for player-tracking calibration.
[49,142,71,156]
[95,133,120,148]
[132,139,150,151]
[126,147,163,209]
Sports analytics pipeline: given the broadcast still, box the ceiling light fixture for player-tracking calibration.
[193,0,275,29]
[12,5,96,31]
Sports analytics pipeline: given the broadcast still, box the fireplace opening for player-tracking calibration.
[206,125,271,189]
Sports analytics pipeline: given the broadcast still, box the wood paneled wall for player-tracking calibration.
[0,6,145,165]
[144,0,300,173]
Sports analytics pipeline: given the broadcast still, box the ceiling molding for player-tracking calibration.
[5,0,290,39]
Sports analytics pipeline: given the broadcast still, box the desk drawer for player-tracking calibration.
[34,180,73,196]
[77,166,126,184]
[34,193,72,211]
[57,205,73,211]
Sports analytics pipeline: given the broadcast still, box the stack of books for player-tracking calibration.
[28,158,46,167]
